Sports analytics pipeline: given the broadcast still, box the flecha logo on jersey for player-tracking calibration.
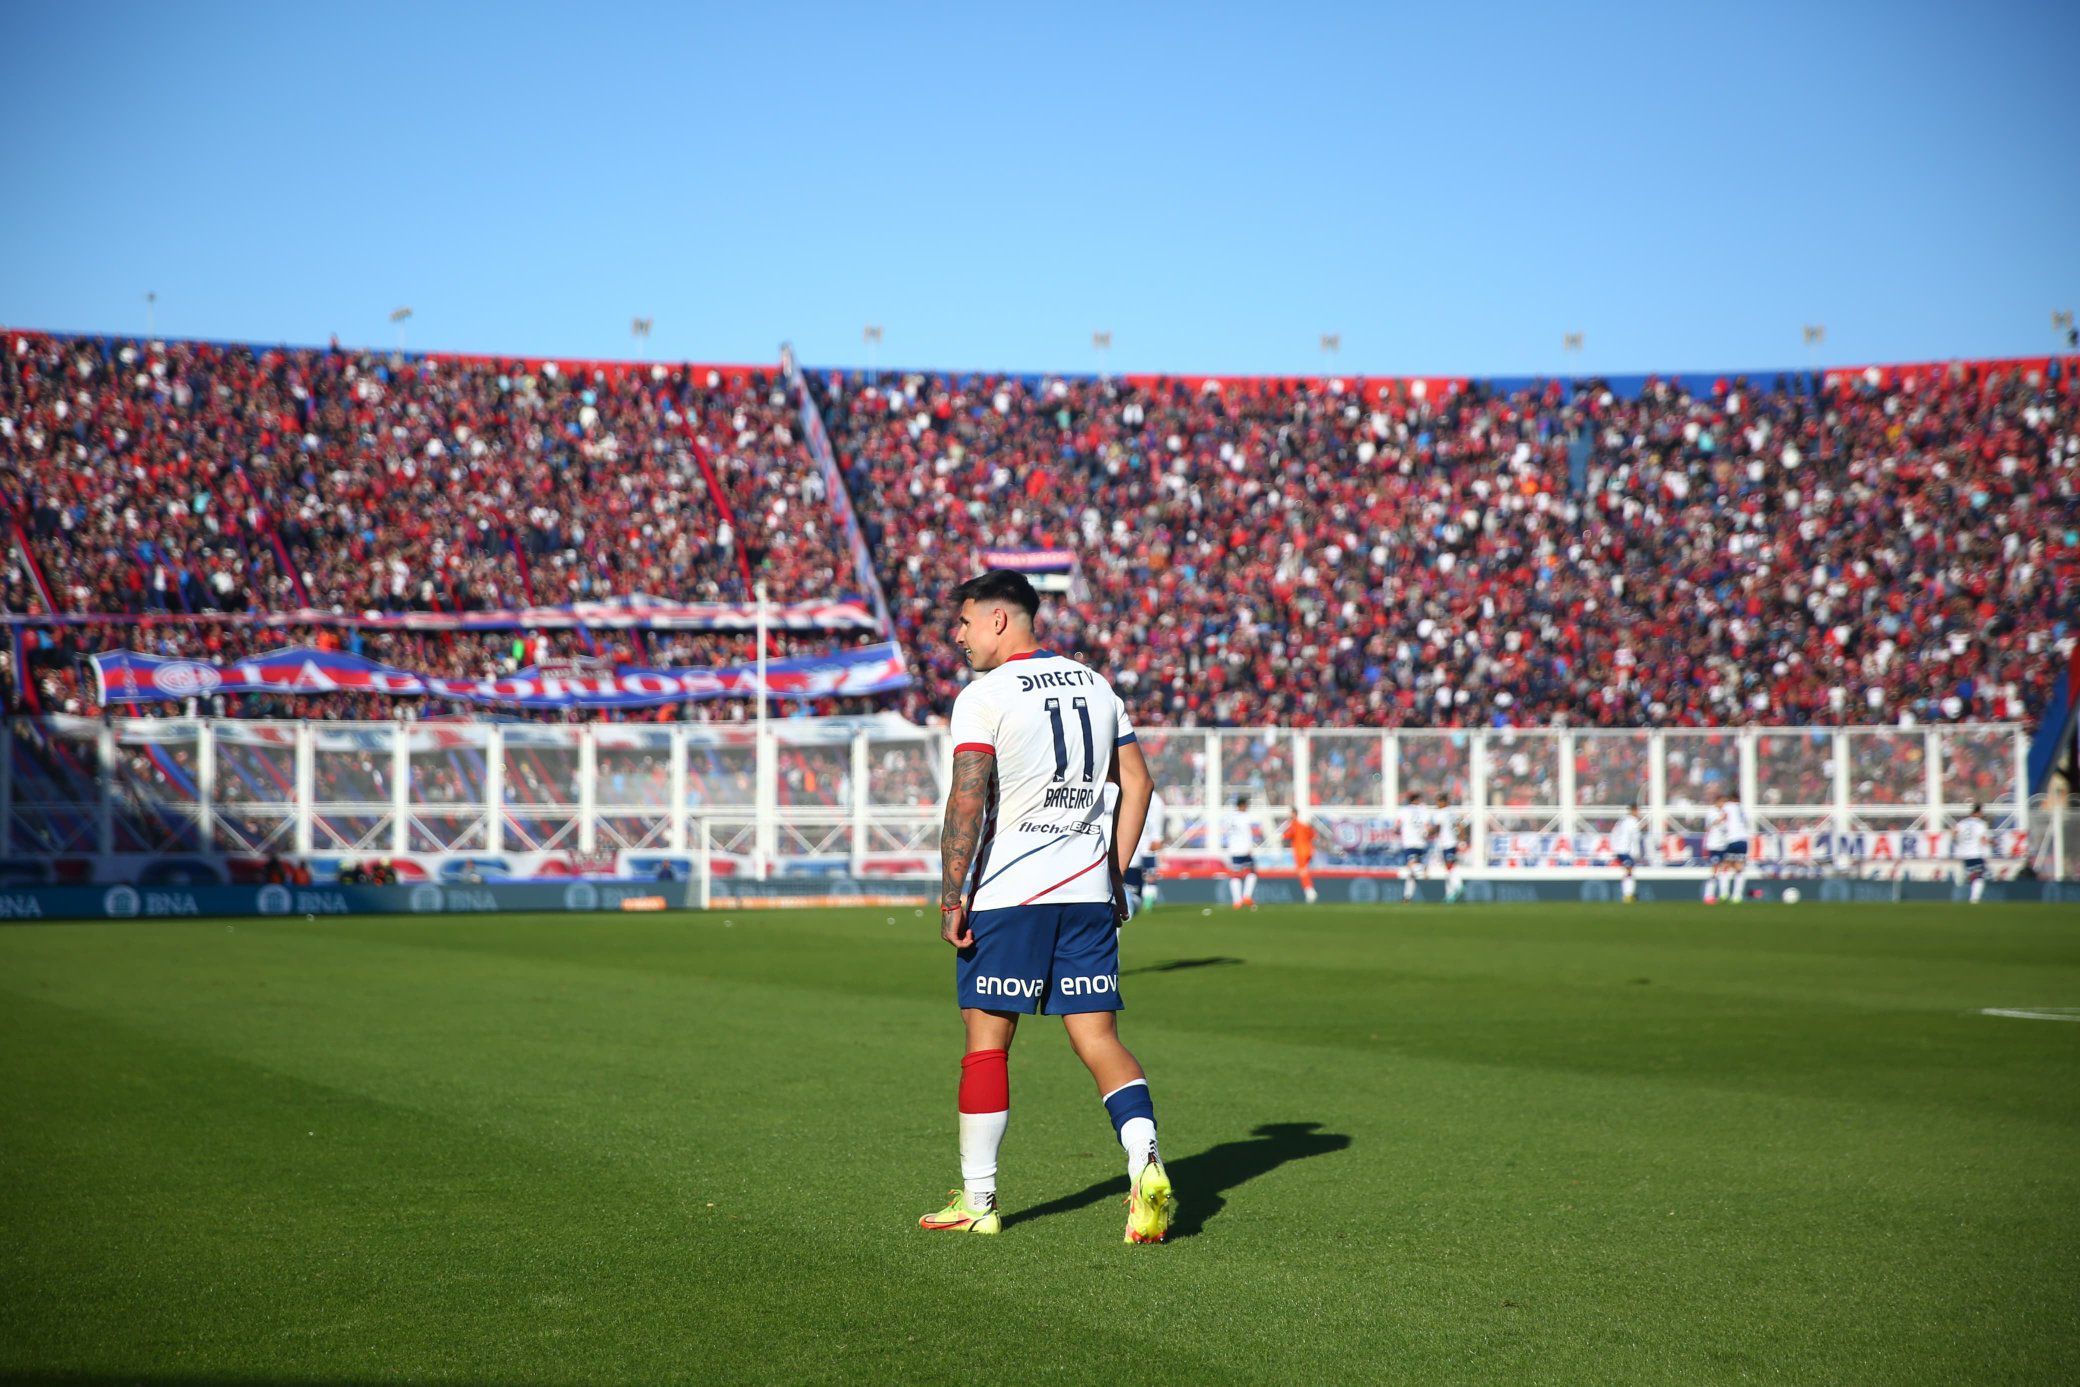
[1055,974,1117,997]
[972,975,1046,1000]
[1015,668,1094,693]
[1042,785,1097,810]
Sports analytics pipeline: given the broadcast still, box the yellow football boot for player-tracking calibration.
[1124,1158,1174,1243]
[919,1189,1000,1235]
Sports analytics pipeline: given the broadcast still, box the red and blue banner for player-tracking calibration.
[3,596,876,633]
[91,642,911,709]
[976,549,1077,573]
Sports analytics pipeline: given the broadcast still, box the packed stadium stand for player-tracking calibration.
[811,362,2075,729]
[4,329,2075,730]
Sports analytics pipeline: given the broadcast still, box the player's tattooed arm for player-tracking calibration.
[939,750,994,945]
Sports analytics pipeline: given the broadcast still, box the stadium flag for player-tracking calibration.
[976,549,1077,594]
[91,642,911,710]
[779,344,900,642]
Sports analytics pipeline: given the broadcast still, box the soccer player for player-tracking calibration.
[1719,794,1751,904]
[1701,802,1728,904]
[1612,804,1644,903]
[1222,796,1262,909]
[1281,805,1318,904]
[1395,792,1431,902]
[1124,788,1166,917]
[922,571,1173,1244]
[1954,803,1991,905]
[1431,792,1463,904]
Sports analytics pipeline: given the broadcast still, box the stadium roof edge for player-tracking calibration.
[802,353,2074,403]
[9,326,2069,404]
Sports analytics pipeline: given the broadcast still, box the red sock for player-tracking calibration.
[959,1048,1009,1113]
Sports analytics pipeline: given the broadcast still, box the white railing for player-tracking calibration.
[2,716,2036,875]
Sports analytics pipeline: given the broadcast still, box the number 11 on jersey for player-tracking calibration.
[1044,696,1095,783]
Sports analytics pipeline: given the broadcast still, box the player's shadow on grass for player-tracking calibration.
[1120,955,1243,975]
[1004,1121,1349,1238]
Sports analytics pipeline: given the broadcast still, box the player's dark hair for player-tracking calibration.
[1235,795,1249,810]
[949,570,1040,619]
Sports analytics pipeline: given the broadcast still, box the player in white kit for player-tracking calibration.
[1706,795,1751,905]
[1396,792,1431,902]
[1124,789,1166,916]
[1953,804,1991,905]
[1222,796,1262,910]
[923,571,1173,1243]
[1430,792,1464,903]
[1612,805,1645,903]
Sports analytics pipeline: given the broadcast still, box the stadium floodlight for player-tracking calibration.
[1093,330,1112,378]
[2055,310,2075,349]
[864,325,884,383]
[1320,333,1341,356]
[631,317,653,339]
[1802,324,1825,345]
[389,306,414,354]
[1563,332,1584,354]
[145,291,156,340]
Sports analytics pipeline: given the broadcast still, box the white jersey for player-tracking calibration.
[948,650,1135,912]
[1221,814,1259,860]
[1133,790,1166,863]
[1612,814,1644,858]
[1397,804,1432,849]
[1431,805,1459,847]
[1703,807,1729,852]
[1720,802,1750,843]
[1953,815,1990,859]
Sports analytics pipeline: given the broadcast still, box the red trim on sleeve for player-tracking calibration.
[953,742,996,756]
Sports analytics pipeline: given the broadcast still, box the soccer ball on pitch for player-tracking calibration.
[1781,887,1801,905]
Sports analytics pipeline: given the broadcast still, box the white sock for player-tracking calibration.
[1447,866,1461,898]
[1227,877,1241,905]
[959,1110,1007,1207]
[1244,872,1258,901]
[1704,876,1717,902]
[1403,875,1416,901]
[1969,877,1984,903]
[1622,874,1635,901]
[1145,884,1160,910]
[1119,1116,1158,1177]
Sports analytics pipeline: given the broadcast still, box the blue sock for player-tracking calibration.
[1102,1079,1159,1176]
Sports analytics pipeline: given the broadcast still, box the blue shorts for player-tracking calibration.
[1400,846,1426,867]
[1615,853,1636,869]
[957,902,1122,1015]
[1724,840,1748,859]
[1124,865,1145,889]
[1439,846,1459,865]
[1963,857,1987,881]
[1227,855,1256,873]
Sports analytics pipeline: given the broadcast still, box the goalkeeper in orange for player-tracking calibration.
[1282,805,1320,904]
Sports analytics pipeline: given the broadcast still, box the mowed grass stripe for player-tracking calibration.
[2,906,2076,1383]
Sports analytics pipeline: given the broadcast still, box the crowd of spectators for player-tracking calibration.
[814,360,2077,729]
[2,330,862,717]
[6,326,2075,733]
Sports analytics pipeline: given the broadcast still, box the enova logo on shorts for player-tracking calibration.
[972,974,1118,999]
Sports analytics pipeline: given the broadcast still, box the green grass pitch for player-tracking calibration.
[3,902,2077,1384]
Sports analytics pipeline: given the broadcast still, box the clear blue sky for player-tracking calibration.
[3,1,2074,378]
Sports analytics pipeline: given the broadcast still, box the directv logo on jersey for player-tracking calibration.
[1016,668,1095,693]
[1043,785,1098,809]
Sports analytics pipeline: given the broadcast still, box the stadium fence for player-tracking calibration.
[1,718,2041,899]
